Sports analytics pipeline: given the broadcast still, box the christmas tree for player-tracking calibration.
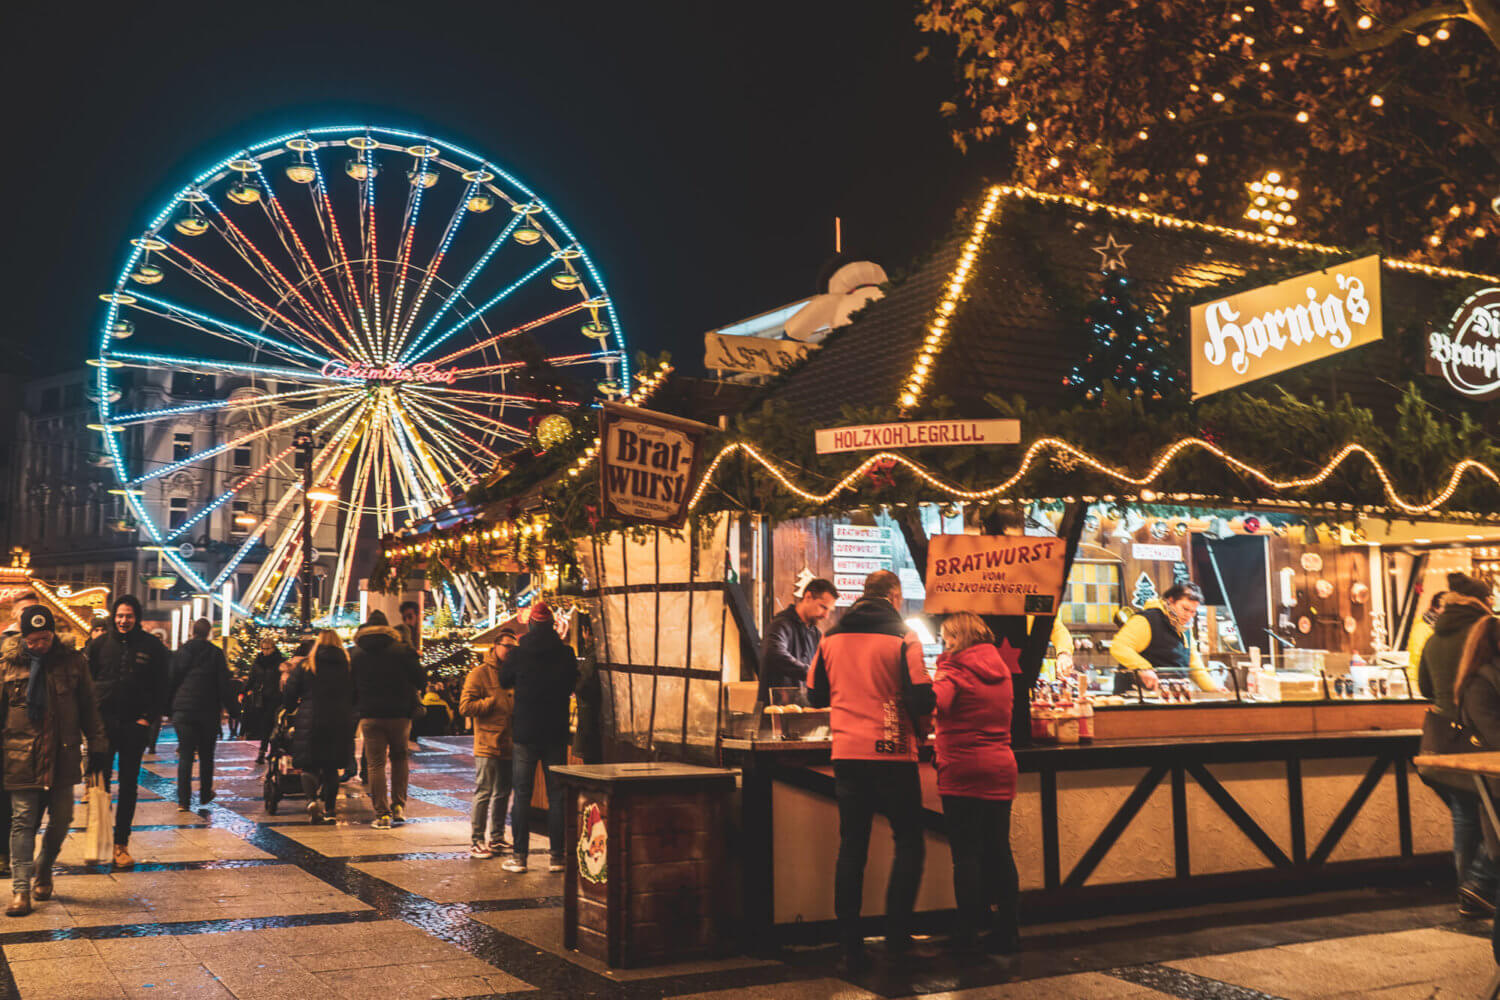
[1132,572,1158,609]
[1064,245,1185,405]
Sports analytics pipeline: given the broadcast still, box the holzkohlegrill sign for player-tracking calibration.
[598,403,710,529]
[1189,254,1383,399]
[1426,287,1500,400]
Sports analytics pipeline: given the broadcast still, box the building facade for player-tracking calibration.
[10,366,342,623]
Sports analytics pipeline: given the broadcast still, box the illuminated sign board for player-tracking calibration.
[1189,254,1382,398]
[320,361,457,384]
[1427,287,1500,400]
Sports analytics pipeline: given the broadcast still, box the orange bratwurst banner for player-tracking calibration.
[924,534,1069,616]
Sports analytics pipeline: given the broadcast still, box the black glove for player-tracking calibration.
[87,751,112,776]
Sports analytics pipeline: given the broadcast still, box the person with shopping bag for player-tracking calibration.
[0,606,111,916]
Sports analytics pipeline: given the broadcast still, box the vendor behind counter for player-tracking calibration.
[1109,583,1224,693]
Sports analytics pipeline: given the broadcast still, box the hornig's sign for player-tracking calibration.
[1190,254,1382,398]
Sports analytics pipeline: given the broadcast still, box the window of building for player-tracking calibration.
[233,447,252,468]
[169,497,189,530]
[40,387,59,412]
[1063,560,1123,626]
[170,372,216,398]
[63,383,83,409]
[231,500,250,535]
[173,432,193,462]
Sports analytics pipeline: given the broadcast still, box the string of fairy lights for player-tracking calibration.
[386,432,1499,561]
[683,438,1499,520]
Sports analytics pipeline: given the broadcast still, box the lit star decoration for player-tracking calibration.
[1091,234,1132,270]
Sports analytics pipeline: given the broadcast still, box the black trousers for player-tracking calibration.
[833,759,925,951]
[104,719,150,846]
[174,715,219,807]
[942,794,1019,948]
[300,766,339,811]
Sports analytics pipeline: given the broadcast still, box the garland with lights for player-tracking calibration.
[375,379,1500,590]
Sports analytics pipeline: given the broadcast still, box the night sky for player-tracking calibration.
[11,2,995,377]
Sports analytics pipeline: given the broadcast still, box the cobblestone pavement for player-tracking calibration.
[0,731,1490,999]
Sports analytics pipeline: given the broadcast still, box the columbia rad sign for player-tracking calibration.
[1427,287,1500,400]
[1190,254,1382,399]
[598,403,710,529]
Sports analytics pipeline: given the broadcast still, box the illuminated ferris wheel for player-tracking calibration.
[93,124,627,619]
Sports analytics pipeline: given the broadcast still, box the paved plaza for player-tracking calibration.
[0,732,1488,999]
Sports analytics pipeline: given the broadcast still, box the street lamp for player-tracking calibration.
[294,430,315,629]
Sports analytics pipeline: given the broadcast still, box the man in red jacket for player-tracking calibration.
[808,570,935,972]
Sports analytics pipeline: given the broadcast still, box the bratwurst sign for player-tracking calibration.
[598,403,710,529]
[924,534,1069,616]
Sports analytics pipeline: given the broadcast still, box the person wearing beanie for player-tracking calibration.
[2,606,111,916]
[86,594,169,869]
[499,602,578,873]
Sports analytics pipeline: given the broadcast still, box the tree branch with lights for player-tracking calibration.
[915,0,1498,266]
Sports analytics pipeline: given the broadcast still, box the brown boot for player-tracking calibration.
[112,844,134,869]
[31,872,52,901]
[5,891,31,917]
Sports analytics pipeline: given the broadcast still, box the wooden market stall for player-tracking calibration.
[378,184,1500,947]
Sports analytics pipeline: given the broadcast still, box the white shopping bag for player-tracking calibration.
[82,774,113,865]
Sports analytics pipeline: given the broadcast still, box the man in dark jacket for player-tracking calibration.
[758,578,838,704]
[1,607,110,916]
[88,594,169,869]
[350,610,425,829]
[499,603,578,874]
[167,618,233,811]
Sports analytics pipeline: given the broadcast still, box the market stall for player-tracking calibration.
[376,184,1499,943]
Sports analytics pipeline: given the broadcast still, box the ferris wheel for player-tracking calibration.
[93,124,627,620]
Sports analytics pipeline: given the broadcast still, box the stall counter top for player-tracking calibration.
[721,728,1421,770]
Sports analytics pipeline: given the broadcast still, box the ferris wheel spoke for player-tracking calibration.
[393,179,479,348]
[204,196,349,349]
[386,179,489,358]
[425,301,590,368]
[401,391,532,445]
[398,401,484,485]
[129,394,358,487]
[307,147,377,355]
[445,349,618,381]
[388,399,467,497]
[253,177,368,360]
[125,292,330,367]
[104,349,353,385]
[108,384,345,426]
[384,152,435,357]
[399,256,552,365]
[157,240,351,361]
[358,143,385,350]
[406,384,578,412]
[399,210,523,362]
[162,395,366,543]
[212,396,369,597]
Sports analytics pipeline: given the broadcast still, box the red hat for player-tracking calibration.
[528,602,554,624]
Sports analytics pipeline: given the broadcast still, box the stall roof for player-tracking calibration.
[771,185,1497,426]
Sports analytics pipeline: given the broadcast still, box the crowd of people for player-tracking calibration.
[0,592,596,918]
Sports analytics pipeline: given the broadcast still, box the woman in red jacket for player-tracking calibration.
[934,611,1019,954]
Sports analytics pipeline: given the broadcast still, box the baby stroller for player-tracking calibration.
[261,706,305,815]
